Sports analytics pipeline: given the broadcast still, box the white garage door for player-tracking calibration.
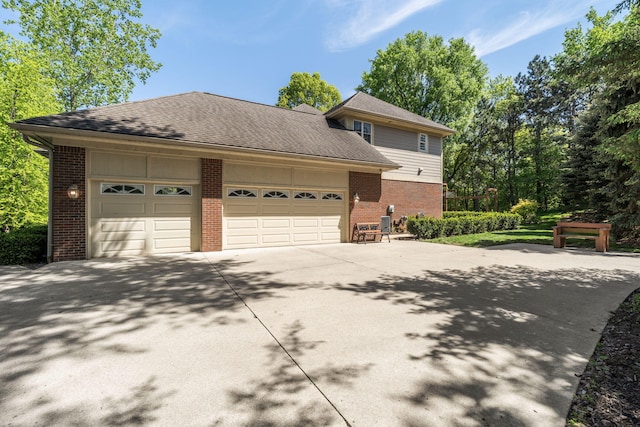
[223,188,346,249]
[90,182,198,257]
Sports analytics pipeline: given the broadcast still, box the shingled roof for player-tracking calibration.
[12,92,397,168]
[326,92,454,135]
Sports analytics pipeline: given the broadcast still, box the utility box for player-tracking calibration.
[381,216,391,234]
[387,205,395,213]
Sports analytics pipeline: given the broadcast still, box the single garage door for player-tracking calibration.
[223,188,346,249]
[90,182,199,257]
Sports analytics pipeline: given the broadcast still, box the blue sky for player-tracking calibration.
[5,0,621,106]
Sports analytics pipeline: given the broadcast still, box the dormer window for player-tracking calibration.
[354,120,372,144]
[418,133,428,152]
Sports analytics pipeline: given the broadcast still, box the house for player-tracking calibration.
[10,91,454,261]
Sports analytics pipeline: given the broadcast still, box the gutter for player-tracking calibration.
[22,135,54,263]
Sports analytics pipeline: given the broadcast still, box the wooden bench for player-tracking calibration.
[354,222,384,244]
[553,222,612,252]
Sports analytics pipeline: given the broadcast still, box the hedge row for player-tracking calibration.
[407,212,521,240]
[0,225,48,265]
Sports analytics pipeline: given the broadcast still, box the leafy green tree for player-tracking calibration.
[0,32,60,230]
[516,56,565,210]
[557,6,640,236]
[2,0,161,111]
[276,72,342,112]
[357,31,487,127]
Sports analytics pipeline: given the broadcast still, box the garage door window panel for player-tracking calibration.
[321,192,343,201]
[228,189,258,198]
[262,190,289,199]
[294,191,318,200]
[101,183,145,195]
[154,185,192,196]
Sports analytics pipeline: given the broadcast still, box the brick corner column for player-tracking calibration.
[52,145,86,262]
[349,171,383,242]
[201,158,223,252]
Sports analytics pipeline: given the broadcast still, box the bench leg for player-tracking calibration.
[596,229,609,252]
[553,227,565,248]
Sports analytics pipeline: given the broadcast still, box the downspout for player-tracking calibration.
[23,135,54,263]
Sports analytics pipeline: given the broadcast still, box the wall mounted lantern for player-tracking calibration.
[353,192,360,203]
[417,167,424,175]
[67,184,80,199]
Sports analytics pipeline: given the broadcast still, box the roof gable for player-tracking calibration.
[325,92,454,135]
[12,92,397,168]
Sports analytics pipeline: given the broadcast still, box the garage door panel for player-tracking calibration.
[153,203,192,215]
[153,219,191,231]
[262,218,291,229]
[261,234,291,244]
[98,219,146,233]
[225,203,259,215]
[154,237,191,250]
[321,217,341,227]
[262,204,291,215]
[293,218,319,228]
[101,238,146,253]
[227,235,259,246]
[226,218,259,230]
[100,202,146,216]
[292,205,321,215]
[293,233,320,242]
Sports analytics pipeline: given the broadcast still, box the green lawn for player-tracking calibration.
[427,212,640,252]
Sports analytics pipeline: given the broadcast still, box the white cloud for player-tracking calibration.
[324,0,443,52]
[468,2,599,57]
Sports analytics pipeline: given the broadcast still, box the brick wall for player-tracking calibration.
[52,145,86,261]
[349,172,442,240]
[201,158,223,251]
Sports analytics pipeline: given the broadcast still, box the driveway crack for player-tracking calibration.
[204,254,351,426]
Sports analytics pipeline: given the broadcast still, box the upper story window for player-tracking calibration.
[354,120,372,144]
[418,133,428,153]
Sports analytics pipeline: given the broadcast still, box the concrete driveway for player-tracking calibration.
[1,241,639,426]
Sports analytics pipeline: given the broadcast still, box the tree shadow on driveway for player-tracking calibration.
[0,254,335,425]
[328,265,640,426]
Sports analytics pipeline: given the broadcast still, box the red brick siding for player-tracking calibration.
[201,158,223,251]
[349,172,442,240]
[52,145,86,261]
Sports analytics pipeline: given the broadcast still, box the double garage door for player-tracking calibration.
[223,188,345,249]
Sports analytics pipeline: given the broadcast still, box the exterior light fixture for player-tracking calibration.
[67,184,79,199]
[417,167,424,175]
[353,193,360,203]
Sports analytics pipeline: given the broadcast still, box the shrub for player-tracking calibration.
[0,224,48,265]
[510,199,539,224]
[407,213,521,240]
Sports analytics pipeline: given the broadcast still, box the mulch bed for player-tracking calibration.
[566,288,640,426]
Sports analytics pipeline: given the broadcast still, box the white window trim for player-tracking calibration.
[354,120,373,144]
[418,133,428,153]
